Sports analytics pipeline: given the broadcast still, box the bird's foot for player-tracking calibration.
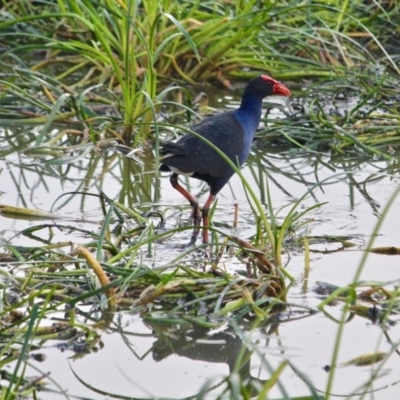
[188,226,200,246]
[186,204,201,245]
[190,205,201,224]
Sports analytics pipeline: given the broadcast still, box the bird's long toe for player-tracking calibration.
[188,205,201,245]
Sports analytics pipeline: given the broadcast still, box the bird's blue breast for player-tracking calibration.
[233,108,261,165]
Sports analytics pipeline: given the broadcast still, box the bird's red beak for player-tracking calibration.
[273,82,291,97]
[261,75,291,97]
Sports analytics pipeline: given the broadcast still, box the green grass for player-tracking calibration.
[1,0,400,398]
[1,163,399,397]
[1,0,399,145]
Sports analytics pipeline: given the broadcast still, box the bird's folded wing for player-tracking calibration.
[160,141,186,156]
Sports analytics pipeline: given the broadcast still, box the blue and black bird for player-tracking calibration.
[160,75,291,244]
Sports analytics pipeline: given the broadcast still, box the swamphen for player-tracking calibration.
[160,75,291,244]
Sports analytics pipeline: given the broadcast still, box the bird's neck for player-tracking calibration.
[235,94,263,135]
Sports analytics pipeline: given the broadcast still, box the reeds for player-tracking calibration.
[1,0,400,398]
[1,0,399,144]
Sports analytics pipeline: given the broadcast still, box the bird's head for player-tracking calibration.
[260,75,291,97]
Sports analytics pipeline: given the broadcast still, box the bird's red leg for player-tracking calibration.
[202,194,215,244]
[170,174,201,244]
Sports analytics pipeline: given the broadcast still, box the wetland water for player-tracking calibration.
[1,94,400,399]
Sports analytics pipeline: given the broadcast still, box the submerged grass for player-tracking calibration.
[0,189,293,396]
[1,167,400,397]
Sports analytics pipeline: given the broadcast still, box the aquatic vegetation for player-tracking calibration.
[0,0,399,147]
[1,0,400,399]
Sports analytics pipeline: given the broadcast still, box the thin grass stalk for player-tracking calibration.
[335,0,350,31]
[5,304,39,399]
[96,202,114,261]
[35,93,71,146]
[74,245,116,307]
[257,360,288,399]
[325,184,400,399]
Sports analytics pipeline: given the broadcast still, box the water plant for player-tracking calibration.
[1,0,400,398]
[1,0,399,145]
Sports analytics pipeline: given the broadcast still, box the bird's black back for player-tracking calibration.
[160,111,245,194]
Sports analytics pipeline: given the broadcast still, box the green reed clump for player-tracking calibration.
[1,0,399,144]
[255,71,400,156]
